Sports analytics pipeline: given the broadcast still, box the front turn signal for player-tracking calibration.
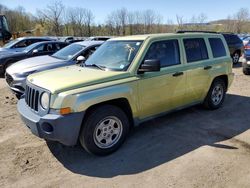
[60,107,72,115]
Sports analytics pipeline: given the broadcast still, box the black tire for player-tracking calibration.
[232,52,240,64]
[243,68,250,75]
[79,105,130,156]
[203,78,226,110]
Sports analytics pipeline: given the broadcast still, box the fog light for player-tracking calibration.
[41,123,54,133]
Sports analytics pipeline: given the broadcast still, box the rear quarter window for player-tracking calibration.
[209,38,227,58]
[184,38,208,63]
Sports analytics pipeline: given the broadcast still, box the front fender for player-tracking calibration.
[51,82,139,118]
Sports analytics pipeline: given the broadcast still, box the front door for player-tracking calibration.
[138,39,187,120]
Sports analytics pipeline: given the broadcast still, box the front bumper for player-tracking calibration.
[0,64,4,76]
[5,73,26,95]
[17,99,84,146]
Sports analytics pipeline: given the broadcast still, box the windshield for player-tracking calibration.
[3,39,20,48]
[85,40,142,71]
[51,43,85,60]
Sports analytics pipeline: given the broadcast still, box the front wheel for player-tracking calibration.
[203,78,226,110]
[79,105,130,156]
[243,68,250,75]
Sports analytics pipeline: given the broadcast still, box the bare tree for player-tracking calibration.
[176,15,185,31]
[37,0,64,35]
[84,9,94,37]
[234,8,249,33]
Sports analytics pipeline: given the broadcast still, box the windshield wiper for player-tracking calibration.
[85,64,106,71]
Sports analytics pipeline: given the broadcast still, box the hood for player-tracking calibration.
[0,47,24,52]
[6,55,65,75]
[28,66,131,94]
[0,51,25,59]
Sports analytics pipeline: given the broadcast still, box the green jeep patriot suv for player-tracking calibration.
[18,33,234,155]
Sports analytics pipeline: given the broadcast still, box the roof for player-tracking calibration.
[74,40,104,47]
[30,41,67,45]
[110,32,223,41]
[15,36,54,41]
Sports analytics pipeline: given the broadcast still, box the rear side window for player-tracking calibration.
[54,43,67,50]
[184,38,208,63]
[145,40,180,68]
[209,38,227,58]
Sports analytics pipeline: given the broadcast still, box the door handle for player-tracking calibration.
[204,66,212,70]
[172,72,184,77]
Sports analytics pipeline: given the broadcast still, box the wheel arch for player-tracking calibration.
[212,74,228,91]
[83,98,134,128]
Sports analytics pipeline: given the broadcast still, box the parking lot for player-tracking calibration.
[0,65,250,188]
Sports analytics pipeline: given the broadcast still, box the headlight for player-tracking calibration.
[40,92,50,109]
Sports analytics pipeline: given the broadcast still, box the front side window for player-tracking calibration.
[209,38,227,58]
[144,40,180,68]
[184,38,208,63]
[85,40,142,71]
[36,44,46,52]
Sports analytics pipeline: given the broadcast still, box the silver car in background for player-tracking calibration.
[6,40,104,98]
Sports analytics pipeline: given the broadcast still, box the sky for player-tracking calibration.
[0,0,247,24]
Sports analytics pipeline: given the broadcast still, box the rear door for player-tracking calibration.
[183,37,212,103]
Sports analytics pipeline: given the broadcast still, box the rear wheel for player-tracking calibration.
[203,78,226,110]
[232,52,240,64]
[79,105,130,155]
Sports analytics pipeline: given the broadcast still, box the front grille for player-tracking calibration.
[5,73,13,86]
[25,85,40,111]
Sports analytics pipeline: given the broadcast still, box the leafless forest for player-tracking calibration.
[1,1,250,37]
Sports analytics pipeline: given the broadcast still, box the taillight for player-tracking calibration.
[244,45,250,50]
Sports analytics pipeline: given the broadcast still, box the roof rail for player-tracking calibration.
[176,30,218,34]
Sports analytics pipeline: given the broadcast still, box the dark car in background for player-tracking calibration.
[0,41,68,76]
[222,33,244,64]
[242,42,250,75]
[0,37,54,53]
[5,40,104,98]
[85,36,112,41]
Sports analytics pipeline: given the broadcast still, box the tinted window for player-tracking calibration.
[184,38,208,63]
[223,34,241,44]
[209,38,227,58]
[145,40,180,67]
[36,44,46,52]
[58,43,68,49]
[231,35,241,43]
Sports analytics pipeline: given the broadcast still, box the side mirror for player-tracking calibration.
[76,55,86,62]
[138,59,160,73]
[32,49,38,54]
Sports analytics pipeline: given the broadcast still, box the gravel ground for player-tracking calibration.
[0,65,250,188]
